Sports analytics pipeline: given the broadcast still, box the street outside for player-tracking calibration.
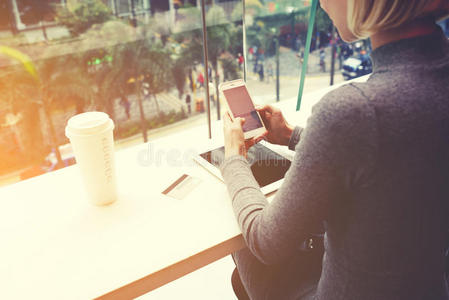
[0,45,345,187]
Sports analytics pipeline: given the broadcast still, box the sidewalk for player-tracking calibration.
[117,73,344,149]
[247,73,344,105]
[0,73,345,187]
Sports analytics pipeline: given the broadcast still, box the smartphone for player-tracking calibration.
[220,79,266,139]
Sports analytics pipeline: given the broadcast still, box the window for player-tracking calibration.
[115,0,131,14]
[0,0,365,186]
[16,0,63,26]
[149,0,169,13]
[113,0,148,15]
[0,1,13,29]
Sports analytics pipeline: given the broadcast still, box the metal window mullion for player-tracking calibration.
[242,0,247,82]
[296,0,318,111]
[200,0,212,139]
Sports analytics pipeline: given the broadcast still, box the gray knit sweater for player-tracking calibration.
[220,28,449,299]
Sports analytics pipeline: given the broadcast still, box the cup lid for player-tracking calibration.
[65,111,114,137]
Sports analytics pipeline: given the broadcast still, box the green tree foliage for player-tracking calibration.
[56,0,113,36]
[174,6,202,33]
[0,46,94,168]
[0,66,46,171]
[117,39,173,142]
[172,57,187,98]
[174,5,235,119]
[315,4,332,32]
[231,0,264,22]
[84,21,173,142]
[77,20,136,120]
[220,54,240,81]
[229,25,243,57]
[205,6,233,119]
[172,25,203,97]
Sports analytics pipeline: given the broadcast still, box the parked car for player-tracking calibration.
[342,54,373,80]
[20,144,76,180]
[41,144,76,173]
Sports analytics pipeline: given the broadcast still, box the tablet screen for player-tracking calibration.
[199,143,291,187]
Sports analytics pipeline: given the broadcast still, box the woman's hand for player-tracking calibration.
[255,105,294,146]
[223,112,251,159]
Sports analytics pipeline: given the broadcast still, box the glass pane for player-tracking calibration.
[116,0,131,14]
[0,0,404,186]
[0,0,209,185]
[203,0,244,126]
[242,1,371,109]
[0,2,13,29]
[16,0,61,26]
[171,0,208,133]
[438,18,449,38]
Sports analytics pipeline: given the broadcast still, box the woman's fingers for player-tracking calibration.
[223,111,234,128]
[229,117,244,130]
[223,112,233,136]
[224,111,233,121]
[245,138,256,149]
[256,104,274,114]
[254,131,268,143]
[261,112,272,131]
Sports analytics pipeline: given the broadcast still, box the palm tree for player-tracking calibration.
[0,66,46,166]
[77,20,136,123]
[172,56,187,99]
[121,40,173,142]
[204,6,233,120]
[84,21,174,143]
[0,47,95,168]
[37,55,95,165]
[173,24,205,98]
[55,0,113,37]
[141,44,174,116]
[179,6,233,120]
[220,53,240,81]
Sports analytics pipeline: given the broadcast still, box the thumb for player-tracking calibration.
[255,131,268,143]
[239,117,246,125]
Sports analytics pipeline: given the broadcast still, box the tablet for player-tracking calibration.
[194,141,292,195]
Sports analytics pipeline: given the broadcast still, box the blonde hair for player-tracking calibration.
[347,0,445,38]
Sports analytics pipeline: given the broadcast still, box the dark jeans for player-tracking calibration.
[233,242,449,300]
[231,243,323,300]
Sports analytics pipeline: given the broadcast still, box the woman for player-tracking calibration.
[221,0,449,299]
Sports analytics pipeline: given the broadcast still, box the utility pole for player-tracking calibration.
[111,0,118,17]
[330,25,336,86]
[200,0,212,138]
[274,30,280,102]
[143,0,150,21]
[10,0,25,30]
[168,0,175,27]
[242,0,247,82]
[6,0,18,35]
[129,0,137,27]
[215,66,221,121]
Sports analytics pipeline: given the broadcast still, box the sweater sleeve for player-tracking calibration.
[220,84,377,265]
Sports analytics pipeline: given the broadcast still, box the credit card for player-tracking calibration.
[162,174,202,200]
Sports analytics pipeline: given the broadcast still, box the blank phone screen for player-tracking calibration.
[223,86,263,132]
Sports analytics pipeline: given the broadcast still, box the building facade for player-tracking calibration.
[0,0,175,34]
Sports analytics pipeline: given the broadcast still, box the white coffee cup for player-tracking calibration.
[65,112,117,206]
